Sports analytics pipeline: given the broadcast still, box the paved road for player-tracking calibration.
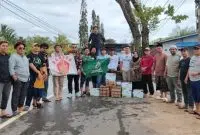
[0,96,156,135]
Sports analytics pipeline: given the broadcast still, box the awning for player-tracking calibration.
[176,42,199,48]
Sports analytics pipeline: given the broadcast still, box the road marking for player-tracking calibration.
[0,95,54,130]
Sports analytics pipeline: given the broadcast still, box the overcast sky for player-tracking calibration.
[0,0,196,43]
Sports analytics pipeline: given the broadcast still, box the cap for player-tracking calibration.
[169,45,177,50]
[123,44,130,48]
[194,43,200,49]
[32,43,39,47]
[156,42,163,47]
[144,47,150,51]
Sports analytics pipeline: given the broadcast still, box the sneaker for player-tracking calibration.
[42,98,51,102]
[178,104,186,109]
[166,100,175,103]
[175,102,181,106]
[12,111,20,117]
[23,106,29,111]
[67,93,72,98]
[75,92,81,97]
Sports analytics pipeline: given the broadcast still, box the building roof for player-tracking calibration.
[159,33,198,43]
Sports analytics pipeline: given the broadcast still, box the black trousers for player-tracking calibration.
[91,76,97,88]
[67,75,79,94]
[142,74,154,95]
[12,80,29,112]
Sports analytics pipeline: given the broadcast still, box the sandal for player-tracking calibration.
[0,113,12,118]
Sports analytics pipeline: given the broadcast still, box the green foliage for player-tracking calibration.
[26,35,53,46]
[134,4,188,31]
[54,34,70,46]
[100,23,105,36]
[0,24,17,44]
[79,0,88,47]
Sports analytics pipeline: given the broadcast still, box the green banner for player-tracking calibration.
[82,58,109,77]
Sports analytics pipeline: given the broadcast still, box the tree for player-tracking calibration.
[26,35,53,46]
[79,0,88,47]
[105,38,116,44]
[0,24,17,44]
[92,10,97,26]
[54,34,70,46]
[101,23,105,36]
[96,15,101,30]
[116,0,188,50]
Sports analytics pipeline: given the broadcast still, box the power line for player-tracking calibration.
[152,0,187,36]
[3,0,63,34]
[1,4,58,35]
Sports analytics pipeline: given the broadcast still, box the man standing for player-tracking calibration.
[24,43,46,110]
[165,45,182,105]
[141,47,154,98]
[108,48,119,72]
[154,43,168,99]
[9,41,30,116]
[88,26,105,56]
[187,44,200,116]
[97,48,109,88]
[179,48,193,110]
[120,45,132,82]
[67,44,82,98]
[0,41,11,118]
[39,43,51,102]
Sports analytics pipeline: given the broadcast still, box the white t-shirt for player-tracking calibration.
[189,56,200,81]
[120,53,132,71]
[108,55,119,70]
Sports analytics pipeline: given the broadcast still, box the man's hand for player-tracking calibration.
[190,72,199,77]
[184,77,188,84]
[12,75,18,81]
[141,67,147,72]
[37,72,43,80]
[78,69,81,76]
[177,79,181,87]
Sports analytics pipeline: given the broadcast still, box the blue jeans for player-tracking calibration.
[96,48,101,56]
[181,80,194,108]
[97,74,106,88]
[25,74,36,107]
[42,79,48,99]
[191,80,200,103]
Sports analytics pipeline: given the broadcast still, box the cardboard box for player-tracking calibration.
[121,82,132,98]
[100,86,110,97]
[90,88,100,96]
[106,73,116,81]
[111,86,121,98]
[133,89,144,98]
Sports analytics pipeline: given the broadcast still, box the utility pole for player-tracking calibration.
[195,0,200,41]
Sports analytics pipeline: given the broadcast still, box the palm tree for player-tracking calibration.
[0,24,17,44]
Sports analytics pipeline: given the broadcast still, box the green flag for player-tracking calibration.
[82,58,109,77]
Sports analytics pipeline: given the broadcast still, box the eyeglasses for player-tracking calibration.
[18,47,25,50]
[194,47,200,50]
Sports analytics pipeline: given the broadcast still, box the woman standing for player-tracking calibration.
[130,51,142,91]
[51,45,65,101]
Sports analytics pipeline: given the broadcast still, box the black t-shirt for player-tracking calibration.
[179,57,190,81]
[0,54,10,83]
[39,52,49,74]
[27,52,45,76]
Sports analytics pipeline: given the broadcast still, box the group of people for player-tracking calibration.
[0,25,200,120]
[121,42,200,118]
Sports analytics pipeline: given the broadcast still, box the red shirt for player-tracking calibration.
[140,55,154,75]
